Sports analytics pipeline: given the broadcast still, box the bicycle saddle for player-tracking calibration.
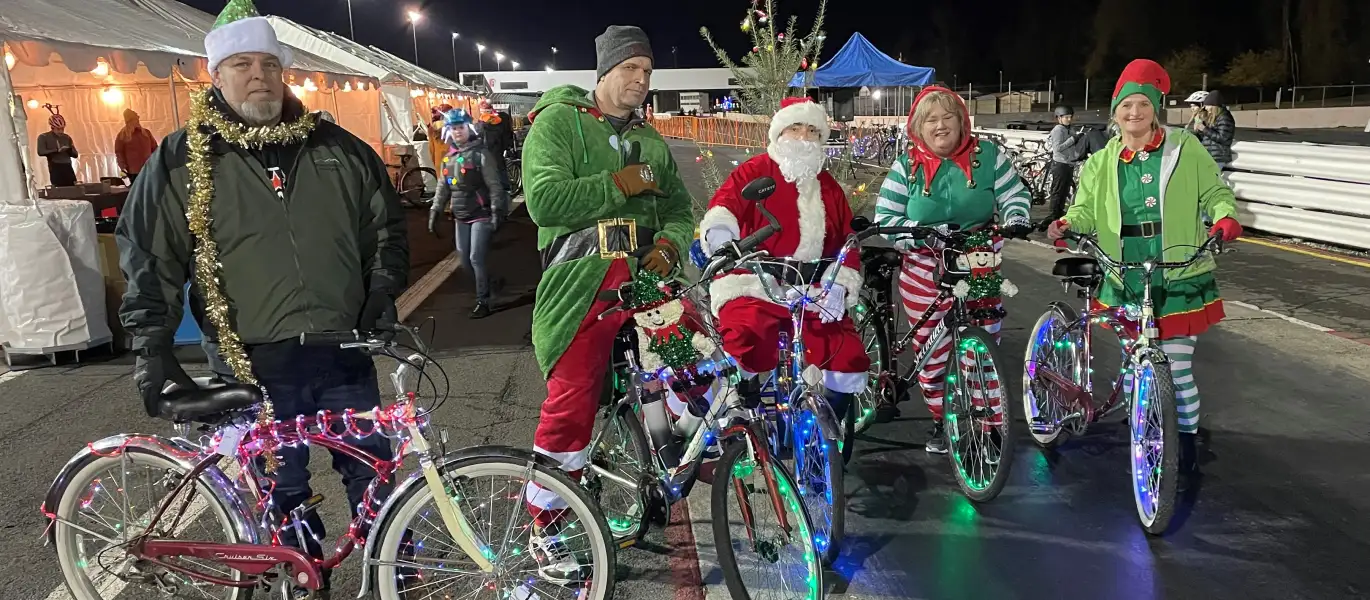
[1053,257,1102,283]
[157,383,263,423]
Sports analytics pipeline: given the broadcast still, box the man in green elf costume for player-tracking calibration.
[116,1,406,596]
[521,25,695,520]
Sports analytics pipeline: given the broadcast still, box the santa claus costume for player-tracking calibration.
[700,97,870,409]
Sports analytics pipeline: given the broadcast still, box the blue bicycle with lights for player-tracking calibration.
[583,176,825,600]
[1022,232,1225,535]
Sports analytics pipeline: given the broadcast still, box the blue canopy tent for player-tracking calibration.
[789,33,935,88]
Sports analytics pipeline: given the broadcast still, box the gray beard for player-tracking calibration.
[767,138,825,183]
[236,99,284,126]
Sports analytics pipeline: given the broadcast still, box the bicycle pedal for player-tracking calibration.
[292,494,326,517]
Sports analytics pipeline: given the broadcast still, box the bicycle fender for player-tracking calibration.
[41,433,262,548]
[358,446,565,596]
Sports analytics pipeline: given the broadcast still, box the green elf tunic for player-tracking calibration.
[523,85,695,376]
[1068,128,1234,338]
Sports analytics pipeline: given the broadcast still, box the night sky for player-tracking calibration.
[174,0,1368,88]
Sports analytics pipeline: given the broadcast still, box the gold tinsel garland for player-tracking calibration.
[183,89,317,471]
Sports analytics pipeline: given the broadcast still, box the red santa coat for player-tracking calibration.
[699,153,869,392]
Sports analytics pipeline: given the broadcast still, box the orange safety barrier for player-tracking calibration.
[652,115,903,151]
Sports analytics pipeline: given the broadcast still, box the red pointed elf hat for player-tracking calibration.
[1111,58,1170,113]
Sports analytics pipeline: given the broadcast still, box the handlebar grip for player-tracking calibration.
[299,330,364,346]
[597,289,624,302]
[735,224,777,253]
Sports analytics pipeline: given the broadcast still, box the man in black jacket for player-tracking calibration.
[116,3,407,596]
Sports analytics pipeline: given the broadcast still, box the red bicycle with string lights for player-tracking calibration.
[41,324,615,600]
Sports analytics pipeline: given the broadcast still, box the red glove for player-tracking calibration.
[1209,217,1243,242]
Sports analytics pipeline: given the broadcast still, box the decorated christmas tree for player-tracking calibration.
[700,0,828,117]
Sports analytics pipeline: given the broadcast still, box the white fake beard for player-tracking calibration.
[767,137,825,184]
[237,99,284,126]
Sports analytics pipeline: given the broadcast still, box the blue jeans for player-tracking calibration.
[456,219,495,304]
[242,341,394,561]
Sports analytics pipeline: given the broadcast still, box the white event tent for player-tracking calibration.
[2,0,386,190]
[267,19,480,146]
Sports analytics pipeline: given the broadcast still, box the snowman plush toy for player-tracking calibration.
[627,271,717,376]
[950,230,1019,324]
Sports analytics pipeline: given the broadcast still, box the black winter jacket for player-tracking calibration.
[430,138,509,222]
[115,90,408,350]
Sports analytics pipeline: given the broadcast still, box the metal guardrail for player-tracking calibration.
[976,128,1370,251]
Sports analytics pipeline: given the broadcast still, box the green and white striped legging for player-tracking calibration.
[1122,336,1201,433]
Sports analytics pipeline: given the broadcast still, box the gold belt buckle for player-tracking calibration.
[597,218,638,259]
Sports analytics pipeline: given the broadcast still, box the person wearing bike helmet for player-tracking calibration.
[873,86,1032,453]
[1190,90,1236,168]
[428,108,509,318]
[700,96,870,418]
[1048,59,1243,487]
[1183,90,1209,129]
[1044,105,1087,227]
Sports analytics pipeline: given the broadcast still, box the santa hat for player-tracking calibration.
[1111,58,1170,113]
[768,96,829,144]
[205,0,294,73]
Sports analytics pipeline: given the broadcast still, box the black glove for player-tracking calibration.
[427,212,441,237]
[134,345,195,418]
[492,210,506,230]
[359,291,398,334]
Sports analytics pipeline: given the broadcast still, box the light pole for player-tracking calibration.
[551,46,558,70]
[511,61,520,71]
[345,0,355,40]
[451,32,460,77]
[495,52,504,71]
[407,10,422,64]
[545,66,554,72]
[476,43,486,71]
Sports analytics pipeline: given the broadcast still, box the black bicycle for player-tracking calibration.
[845,217,1032,501]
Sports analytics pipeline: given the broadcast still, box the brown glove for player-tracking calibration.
[612,164,666,198]
[640,240,678,276]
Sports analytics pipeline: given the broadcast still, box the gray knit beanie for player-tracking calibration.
[595,26,654,81]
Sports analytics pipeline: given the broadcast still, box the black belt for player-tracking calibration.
[1120,221,1162,238]
[541,218,658,270]
[753,258,836,287]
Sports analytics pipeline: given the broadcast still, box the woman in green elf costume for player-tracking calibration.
[1047,58,1244,482]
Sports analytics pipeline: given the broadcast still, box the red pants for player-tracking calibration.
[526,261,634,510]
[899,250,1003,422]
[716,297,870,394]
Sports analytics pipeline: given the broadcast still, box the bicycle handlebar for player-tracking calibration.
[1062,231,1225,271]
[298,323,427,354]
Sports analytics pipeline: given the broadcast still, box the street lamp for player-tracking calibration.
[476,43,486,71]
[551,46,558,70]
[495,52,504,71]
[451,32,460,77]
[545,66,554,72]
[345,0,355,40]
[511,61,519,70]
[406,10,422,64]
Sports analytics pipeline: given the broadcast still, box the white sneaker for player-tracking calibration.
[529,530,585,585]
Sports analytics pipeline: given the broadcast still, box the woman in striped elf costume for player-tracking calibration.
[873,86,1032,454]
[1048,59,1243,486]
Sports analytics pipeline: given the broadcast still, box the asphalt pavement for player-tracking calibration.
[3,141,1368,600]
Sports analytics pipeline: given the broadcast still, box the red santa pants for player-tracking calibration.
[526,261,634,512]
[898,250,1004,423]
[716,297,870,394]
[525,261,706,514]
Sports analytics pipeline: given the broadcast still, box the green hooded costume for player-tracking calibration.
[522,85,695,376]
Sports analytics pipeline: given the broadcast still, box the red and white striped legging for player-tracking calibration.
[898,248,1004,422]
